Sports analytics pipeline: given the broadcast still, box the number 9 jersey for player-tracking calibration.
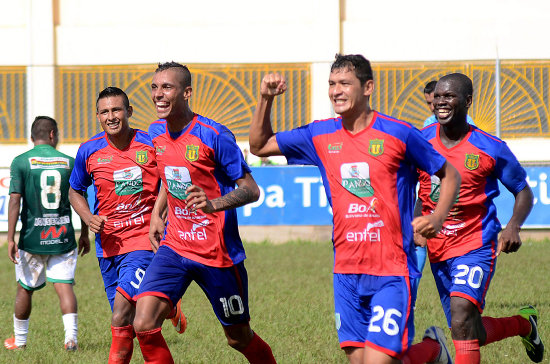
[9,144,77,255]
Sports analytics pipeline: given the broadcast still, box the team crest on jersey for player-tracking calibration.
[136,151,148,165]
[185,145,199,162]
[155,145,166,155]
[368,139,384,156]
[465,154,479,170]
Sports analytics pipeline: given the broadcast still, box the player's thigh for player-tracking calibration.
[430,260,454,328]
[195,261,250,326]
[116,250,154,302]
[448,247,496,314]
[98,256,119,311]
[137,245,192,308]
[365,275,414,359]
[45,248,78,284]
[334,274,414,358]
[16,250,48,290]
[334,273,370,349]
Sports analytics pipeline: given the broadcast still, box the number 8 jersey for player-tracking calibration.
[9,144,77,255]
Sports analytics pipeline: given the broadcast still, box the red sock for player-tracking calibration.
[239,333,276,364]
[109,325,134,364]
[454,339,480,364]
[135,328,174,364]
[482,316,531,345]
[401,337,440,364]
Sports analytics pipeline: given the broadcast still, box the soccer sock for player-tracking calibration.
[239,333,276,364]
[62,313,78,344]
[454,339,480,364]
[109,325,134,364]
[401,337,441,364]
[482,315,531,345]
[13,315,29,347]
[135,327,174,364]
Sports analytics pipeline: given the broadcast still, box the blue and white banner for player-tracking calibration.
[1,166,549,230]
[236,166,550,228]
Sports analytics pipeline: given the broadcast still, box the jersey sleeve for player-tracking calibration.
[69,146,92,192]
[406,127,446,175]
[495,141,527,195]
[276,124,319,166]
[8,156,24,194]
[214,127,251,182]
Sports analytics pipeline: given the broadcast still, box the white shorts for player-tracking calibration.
[15,249,78,290]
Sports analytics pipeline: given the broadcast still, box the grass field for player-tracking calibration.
[0,238,549,363]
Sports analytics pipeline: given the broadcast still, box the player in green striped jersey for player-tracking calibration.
[4,116,90,352]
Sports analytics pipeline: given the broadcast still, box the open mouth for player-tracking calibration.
[436,109,451,119]
[156,102,170,112]
[106,121,120,130]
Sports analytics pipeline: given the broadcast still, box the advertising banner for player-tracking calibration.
[1,166,549,231]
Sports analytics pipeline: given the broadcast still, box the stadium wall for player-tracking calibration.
[0,0,549,235]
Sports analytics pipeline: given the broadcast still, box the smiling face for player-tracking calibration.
[151,68,192,122]
[433,78,472,126]
[328,68,373,118]
[96,95,132,137]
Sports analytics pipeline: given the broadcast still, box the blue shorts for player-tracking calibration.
[430,244,497,327]
[137,245,250,326]
[98,250,154,311]
[334,273,415,359]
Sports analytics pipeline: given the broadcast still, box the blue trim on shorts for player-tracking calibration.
[333,273,414,358]
[98,250,154,311]
[137,245,250,326]
[430,244,497,327]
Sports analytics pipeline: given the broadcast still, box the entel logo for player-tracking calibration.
[178,228,207,241]
[345,221,384,242]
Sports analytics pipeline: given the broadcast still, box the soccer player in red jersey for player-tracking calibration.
[415,73,543,363]
[132,63,276,364]
[69,87,185,364]
[249,54,461,364]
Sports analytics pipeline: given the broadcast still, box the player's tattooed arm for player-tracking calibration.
[185,173,260,213]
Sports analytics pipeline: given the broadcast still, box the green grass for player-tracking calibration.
[0,238,549,363]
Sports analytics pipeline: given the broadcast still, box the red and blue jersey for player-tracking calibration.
[418,124,527,262]
[69,130,159,258]
[148,114,250,268]
[276,111,446,276]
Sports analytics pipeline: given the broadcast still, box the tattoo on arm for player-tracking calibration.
[211,185,255,212]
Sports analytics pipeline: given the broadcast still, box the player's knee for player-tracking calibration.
[111,310,132,327]
[133,310,157,332]
[224,326,253,351]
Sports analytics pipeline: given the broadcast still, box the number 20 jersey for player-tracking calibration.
[148,114,250,268]
[276,112,446,277]
[9,144,77,255]
[418,124,528,262]
[70,130,159,257]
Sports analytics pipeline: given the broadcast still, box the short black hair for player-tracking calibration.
[330,54,374,86]
[439,73,473,97]
[155,62,192,88]
[424,81,437,94]
[96,87,130,110]
[31,116,58,141]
